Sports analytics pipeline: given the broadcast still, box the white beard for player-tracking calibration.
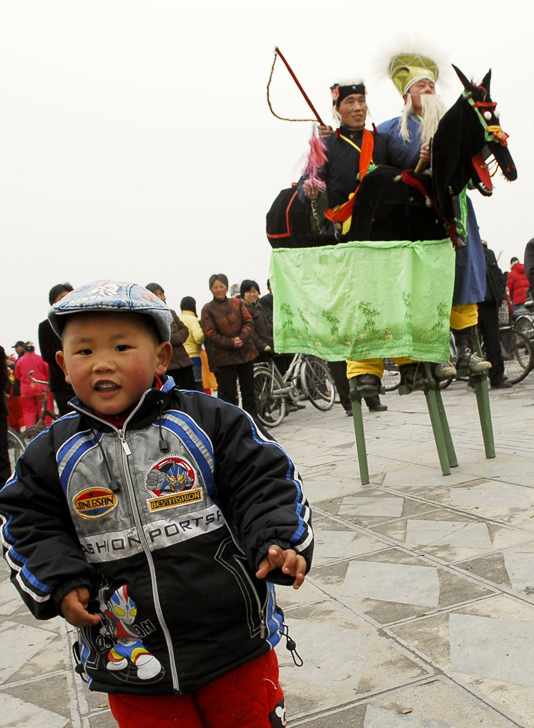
[399,94,447,145]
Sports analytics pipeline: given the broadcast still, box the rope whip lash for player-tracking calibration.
[266,47,327,227]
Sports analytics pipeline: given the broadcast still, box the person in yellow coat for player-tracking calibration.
[179,297,206,392]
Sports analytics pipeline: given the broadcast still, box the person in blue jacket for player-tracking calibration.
[378,51,491,382]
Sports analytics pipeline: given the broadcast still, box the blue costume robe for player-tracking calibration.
[378,115,486,306]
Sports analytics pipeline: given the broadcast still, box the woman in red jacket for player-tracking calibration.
[201,274,258,417]
[507,258,530,306]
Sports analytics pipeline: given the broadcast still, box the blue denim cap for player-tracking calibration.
[48,280,172,342]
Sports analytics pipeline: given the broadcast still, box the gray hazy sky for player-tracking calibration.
[2,0,531,352]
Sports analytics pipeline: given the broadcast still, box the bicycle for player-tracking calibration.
[512,304,534,344]
[496,325,533,384]
[7,427,25,471]
[21,371,59,446]
[253,353,335,428]
[382,359,401,392]
[443,326,533,386]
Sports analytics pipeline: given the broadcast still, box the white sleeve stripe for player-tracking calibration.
[296,529,314,553]
[16,572,51,603]
[4,549,51,604]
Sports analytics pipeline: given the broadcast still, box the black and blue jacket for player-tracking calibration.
[0,379,313,695]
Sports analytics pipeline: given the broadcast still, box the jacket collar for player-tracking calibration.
[68,376,177,433]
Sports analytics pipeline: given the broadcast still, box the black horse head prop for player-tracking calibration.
[432,65,517,213]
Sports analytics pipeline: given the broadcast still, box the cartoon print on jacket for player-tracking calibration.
[99,584,163,681]
[76,581,165,687]
[146,456,196,496]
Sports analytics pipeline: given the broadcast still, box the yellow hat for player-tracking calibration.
[388,53,438,95]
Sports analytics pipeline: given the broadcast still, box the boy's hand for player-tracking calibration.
[60,587,101,627]
[256,545,307,590]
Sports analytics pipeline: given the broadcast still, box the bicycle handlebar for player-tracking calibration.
[28,370,49,386]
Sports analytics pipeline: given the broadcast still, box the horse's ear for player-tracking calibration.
[452,64,473,92]
[481,69,492,95]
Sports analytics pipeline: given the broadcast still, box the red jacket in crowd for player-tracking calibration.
[507,262,530,306]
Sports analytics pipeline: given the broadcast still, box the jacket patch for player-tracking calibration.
[73,488,118,519]
[146,455,202,511]
[148,489,203,512]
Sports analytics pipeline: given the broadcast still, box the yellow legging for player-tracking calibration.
[346,304,479,379]
[346,357,412,379]
[450,303,478,330]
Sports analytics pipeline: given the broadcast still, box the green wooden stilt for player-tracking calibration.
[423,386,452,476]
[398,364,455,476]
[472,330,496,459]
[349,379,370,485]
[472,373,496,458]
[434,387,458,467]
[423,363,458,468]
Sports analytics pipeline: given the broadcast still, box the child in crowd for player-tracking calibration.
[0,280,313,728]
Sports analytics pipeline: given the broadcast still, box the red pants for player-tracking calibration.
[108,651,286,728]
[20,389,54,428]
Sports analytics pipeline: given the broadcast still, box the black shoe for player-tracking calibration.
[345,408,353,417]
[399,364,425,389]
[491,379,513,389]
[355,374,381,393]
[368,403,388,412]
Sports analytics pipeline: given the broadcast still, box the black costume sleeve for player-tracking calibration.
[0,429,95,620]
[208,402,313,586]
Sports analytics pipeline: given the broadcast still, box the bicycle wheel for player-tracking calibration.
[253,367,287,427]
[382,360,401,392]
[301,357,335,411]
[514,316,534,338]
[21,425,46,447]
[499,328,533,384]
[7,428,25,471]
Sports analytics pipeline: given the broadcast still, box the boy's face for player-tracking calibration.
[56,312,172,416]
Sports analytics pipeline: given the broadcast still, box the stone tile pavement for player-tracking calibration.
[1,376,533,726]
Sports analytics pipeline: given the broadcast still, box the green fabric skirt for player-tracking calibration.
[269,238,455,363]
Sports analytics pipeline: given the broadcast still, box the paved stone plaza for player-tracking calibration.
[1,376,533,727]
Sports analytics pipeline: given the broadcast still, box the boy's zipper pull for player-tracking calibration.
[282,623,303,667]
[118,429,131,456]
[260,612,267,640]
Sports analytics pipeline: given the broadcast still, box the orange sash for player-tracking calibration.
[324,129,375,223]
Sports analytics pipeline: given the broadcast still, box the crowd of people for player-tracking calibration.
[2,277,272,432]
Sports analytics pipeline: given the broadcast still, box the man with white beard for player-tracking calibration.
[377,52,490,382]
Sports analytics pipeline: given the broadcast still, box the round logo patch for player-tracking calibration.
[73,488,118,519]
[146,456,196,497]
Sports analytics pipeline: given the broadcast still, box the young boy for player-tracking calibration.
[0,280,313,728]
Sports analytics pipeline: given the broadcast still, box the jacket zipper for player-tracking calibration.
[72,394,181,692]
[117,427,181,692]
[237,561,267,639]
